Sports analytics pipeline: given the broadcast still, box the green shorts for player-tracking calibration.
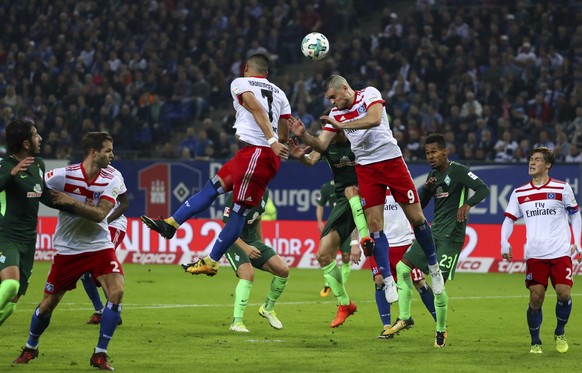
[403,238,463,281]
[339,237,351,254]
[225,239,278,274]
[0,240,36,296]
[320,197,356,245]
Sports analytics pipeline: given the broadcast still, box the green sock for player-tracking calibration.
[0,280,19,327]
[322,261,350,306]
[0,301,17,327]
[264,276,288,311]
[0,279,19,309]
[396,261,414,320]
[233,279,253,321]
[348,195,369,239]
[341,262,351,285]
[435,289,448,332]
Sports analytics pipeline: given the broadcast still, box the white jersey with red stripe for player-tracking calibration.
[383,190,415,247]
[323,86,401,165]
[45,164,121,255]
[504,178,579,259]
[230,76,292,146]
[104,165,128,232]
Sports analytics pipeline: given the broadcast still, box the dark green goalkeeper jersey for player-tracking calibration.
[419,161,490,243]
[0,155,50,244]
[222,189,269,243]
[320,140,358,197]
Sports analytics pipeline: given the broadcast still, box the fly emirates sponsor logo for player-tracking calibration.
[525,202,556,218]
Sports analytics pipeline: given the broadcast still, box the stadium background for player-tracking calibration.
[1,1,581,272]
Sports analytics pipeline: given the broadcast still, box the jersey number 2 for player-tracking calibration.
[261,89,273,122]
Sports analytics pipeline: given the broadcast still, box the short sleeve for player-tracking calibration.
[114,169,128,195]
[504,189,522,221]
[45,167,66,191]
[101,176,121,205]
[279,93,292,118]
[363,87,385,108]
[230,78,251,103]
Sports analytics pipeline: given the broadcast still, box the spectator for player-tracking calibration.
[565,143,582,163]
[528,93,552,123]
[202,117,219,144]
[171,70,193,120]
[178,127,198,158]
[194,129,213,158]
[292,102,316,131]
[494,130,519,162]
[159,142,178,159]
[515,42,536,65]
[534,130,555,150]
[460,91,483,118]
[191,69,211,121]
[1,85,22,111]
[512,145,528,163]
[214,130,233,160]
[478,128,495,161]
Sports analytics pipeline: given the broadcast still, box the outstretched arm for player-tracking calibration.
[288,116,335,153]
[288,138,321,166]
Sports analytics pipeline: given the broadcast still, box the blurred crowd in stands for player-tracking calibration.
[1,0,581,164]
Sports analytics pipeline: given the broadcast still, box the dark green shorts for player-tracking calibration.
[0,240,36,296]
[403,238,463,281]
[320,197,356,245]
[339,237,351,254]
[225,239,278,274]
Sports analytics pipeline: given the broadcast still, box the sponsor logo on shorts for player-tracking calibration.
[0,254,6,263]
[526,272,533,281]
[361,198,366,207]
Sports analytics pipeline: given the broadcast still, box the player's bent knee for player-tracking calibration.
[107,289,124,304]
[275,267,289,278]
[316,251,334,266]
[555,288,571,301]
[344,186,358,199]
[237,263,254,281]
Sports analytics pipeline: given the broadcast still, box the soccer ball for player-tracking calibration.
[301,32,330,61]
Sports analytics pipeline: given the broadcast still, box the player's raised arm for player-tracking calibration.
[288,138,321,166]
[288,116,334,153]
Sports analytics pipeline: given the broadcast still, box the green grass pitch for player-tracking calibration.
[1,262,580,372]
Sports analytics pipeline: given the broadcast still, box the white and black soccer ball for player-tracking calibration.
[301,32,330,61]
